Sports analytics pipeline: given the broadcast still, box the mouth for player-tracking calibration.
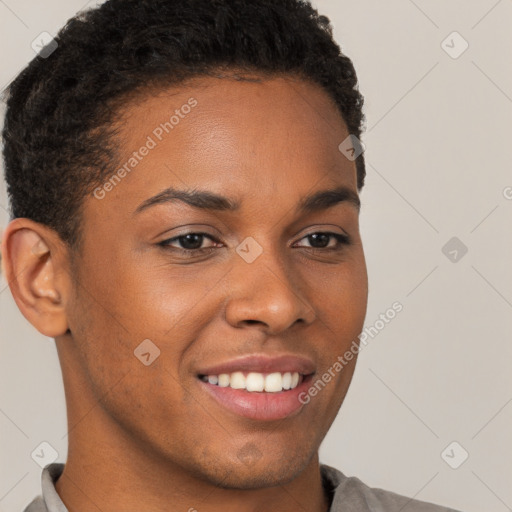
[197,372,315,421]
[195,354,316,421]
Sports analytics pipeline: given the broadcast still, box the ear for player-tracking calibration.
[1,218,71,337]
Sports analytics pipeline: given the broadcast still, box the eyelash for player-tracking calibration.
[158,231,351,256]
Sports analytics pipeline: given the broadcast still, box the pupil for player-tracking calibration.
[309,233,329,248]
[181,234,203,250]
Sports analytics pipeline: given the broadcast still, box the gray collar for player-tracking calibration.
[40,463,68,512]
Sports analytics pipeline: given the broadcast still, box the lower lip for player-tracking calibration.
[198,375,313,421]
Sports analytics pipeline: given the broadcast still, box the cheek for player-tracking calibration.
[67,256,230,427]
[304,252,367,405]
[78,246,222,341]
[310,253,368,337]
[117,263,230,348]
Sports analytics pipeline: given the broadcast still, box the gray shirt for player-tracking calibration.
[23,463,462,512]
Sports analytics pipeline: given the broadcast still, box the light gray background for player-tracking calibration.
[1,1,511,511]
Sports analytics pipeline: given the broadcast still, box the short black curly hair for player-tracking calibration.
[2,0,366,249]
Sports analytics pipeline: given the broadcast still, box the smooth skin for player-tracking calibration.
[2,73,368,512]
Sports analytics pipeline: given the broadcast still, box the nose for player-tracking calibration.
[223,245,316,334]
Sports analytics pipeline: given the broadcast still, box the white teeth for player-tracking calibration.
[264,372,282,393]
[230,371,246,389]
[218,374,230,387]
[202,371,302,392]
[246,372,265,392]
[282,372,292,390]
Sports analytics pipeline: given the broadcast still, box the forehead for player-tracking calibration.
[86,75,357,222]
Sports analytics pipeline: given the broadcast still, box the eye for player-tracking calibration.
[294,232,351,250]
[157,230,351,256]
[158,232,221,253]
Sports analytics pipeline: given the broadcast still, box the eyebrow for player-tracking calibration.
[133,184,360,215]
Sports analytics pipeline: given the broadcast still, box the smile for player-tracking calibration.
[199,371,302,393]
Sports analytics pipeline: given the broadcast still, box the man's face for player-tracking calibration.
[63,75,368,488]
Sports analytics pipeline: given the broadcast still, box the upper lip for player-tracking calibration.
[196,354,316,376]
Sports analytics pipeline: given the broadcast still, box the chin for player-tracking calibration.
[198,449,314,490]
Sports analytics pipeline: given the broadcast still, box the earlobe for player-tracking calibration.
[1,218,71,337]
